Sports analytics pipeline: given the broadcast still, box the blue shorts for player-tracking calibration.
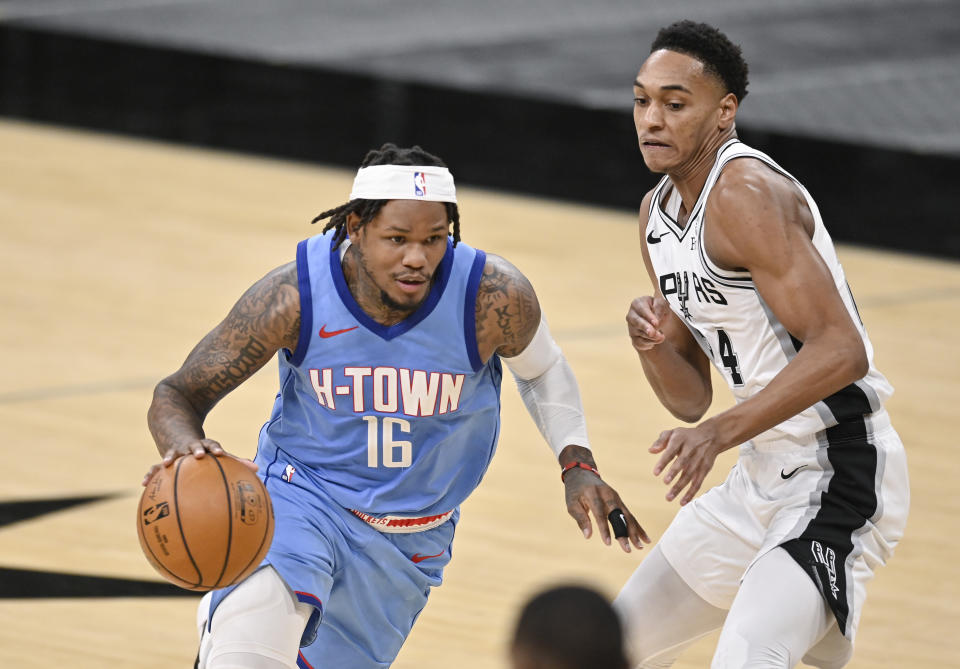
[208,464,458,668]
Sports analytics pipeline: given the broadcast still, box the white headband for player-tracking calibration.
[349,165,457,203]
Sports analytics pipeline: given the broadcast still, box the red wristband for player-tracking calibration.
[560,461,599,482]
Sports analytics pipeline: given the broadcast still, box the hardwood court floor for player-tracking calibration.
[0,119,956,668]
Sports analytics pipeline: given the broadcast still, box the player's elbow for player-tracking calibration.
[670,409,706,423]
[846,339,869,382]
[832,333,869,385]
[810,323,869,388]
[669,402,709,424]
[662,391,711,423]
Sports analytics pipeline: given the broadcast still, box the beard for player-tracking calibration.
[379,286,420,312]
[352,245,432,314]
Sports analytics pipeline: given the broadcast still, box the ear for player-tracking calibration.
[345,212,362,242]
[718,92,738,130]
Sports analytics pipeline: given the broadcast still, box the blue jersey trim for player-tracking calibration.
[464,249,487,372]
[294,590,323,610]
[289,239,313,366]
[329,236,455,341]
[263,442,283,482]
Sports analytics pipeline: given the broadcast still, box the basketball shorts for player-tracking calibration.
[659,408,909,643]
[206,463,458,669]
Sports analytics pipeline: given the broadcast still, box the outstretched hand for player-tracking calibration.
[141,438,258,486]
[563,468,650,553]
[650,424,722,505]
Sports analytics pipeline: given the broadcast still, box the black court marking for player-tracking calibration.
[0,493,197,598]
[0,493,120,528]
[0,567,198,598]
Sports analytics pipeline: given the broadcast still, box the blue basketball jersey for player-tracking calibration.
[257,231,503,517]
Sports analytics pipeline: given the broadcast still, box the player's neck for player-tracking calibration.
[341,247,418,326]
[669,128,737,226]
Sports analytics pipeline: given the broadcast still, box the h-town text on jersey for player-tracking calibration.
[309,367,466,416]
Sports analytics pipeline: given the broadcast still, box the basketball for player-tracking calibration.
[137,453,274,591]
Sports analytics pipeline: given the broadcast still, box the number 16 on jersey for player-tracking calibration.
[363,416,412,467]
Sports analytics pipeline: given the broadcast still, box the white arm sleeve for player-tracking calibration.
[501,317,590,458]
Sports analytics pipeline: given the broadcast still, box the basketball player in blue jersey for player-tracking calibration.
[612,21,909,669]
[144,143,649,669]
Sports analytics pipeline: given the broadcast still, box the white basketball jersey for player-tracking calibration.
[645,139,893,446]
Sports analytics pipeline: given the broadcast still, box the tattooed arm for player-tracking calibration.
[144,262,300,481]
[474,253,541,361]
[475,254,649,551]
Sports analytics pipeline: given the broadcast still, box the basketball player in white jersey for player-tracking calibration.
[613,21,909,669]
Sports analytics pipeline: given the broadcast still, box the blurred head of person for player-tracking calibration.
[509,584,629,669]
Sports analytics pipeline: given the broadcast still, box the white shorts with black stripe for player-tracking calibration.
[659,408,909,643]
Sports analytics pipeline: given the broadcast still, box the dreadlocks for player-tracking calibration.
[311,143,462,248]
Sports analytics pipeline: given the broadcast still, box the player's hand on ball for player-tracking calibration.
[142,439,256,486]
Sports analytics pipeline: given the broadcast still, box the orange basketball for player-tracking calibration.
[137,453,274,591]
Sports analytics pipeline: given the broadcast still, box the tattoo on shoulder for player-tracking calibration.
[475,255,540,357]
[222,263,300,343]
[179,262,300,408]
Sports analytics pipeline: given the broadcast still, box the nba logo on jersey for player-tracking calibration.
[414,172,426,197]
[281,463,296,483]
